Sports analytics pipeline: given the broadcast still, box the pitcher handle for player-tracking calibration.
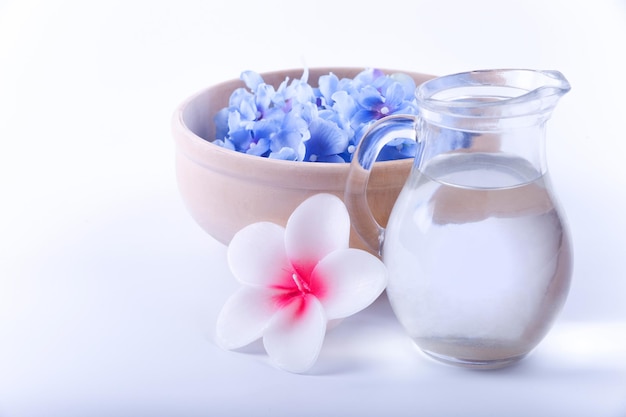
[345,114,419,255]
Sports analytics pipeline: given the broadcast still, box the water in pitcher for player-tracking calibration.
[383,151,571,367]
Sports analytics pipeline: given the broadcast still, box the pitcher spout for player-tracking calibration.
[538,69,571,95]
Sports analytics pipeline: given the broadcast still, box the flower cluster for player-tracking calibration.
[213,68,420,162]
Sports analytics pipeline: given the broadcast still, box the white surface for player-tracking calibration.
[1,0,625,416]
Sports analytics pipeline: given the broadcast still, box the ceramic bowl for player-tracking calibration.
[171,67,434,254]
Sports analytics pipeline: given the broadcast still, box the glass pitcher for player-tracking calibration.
[345,69,572,369]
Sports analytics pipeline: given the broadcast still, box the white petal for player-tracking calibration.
[263,295,327,373]
[215,287,275,350]
[227,222,291,286]
[313,248,387,320]
[285,194,350,268]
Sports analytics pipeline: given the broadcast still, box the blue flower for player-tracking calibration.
[213,68,466,163]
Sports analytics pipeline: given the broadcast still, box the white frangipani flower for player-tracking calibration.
[215,193,387,373]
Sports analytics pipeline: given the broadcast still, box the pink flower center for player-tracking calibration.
[272,262,327,318]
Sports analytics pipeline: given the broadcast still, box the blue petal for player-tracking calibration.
[228,128,254,152]
[351,109,379,126]
[390,72,417,100]
[293,81,315,105]
[213,138,235,151]
[229,87,254,108]
[352,68,384,89]
[271,130,305,158]
[214,108,229,140]
[383,82,405,109]
[252,118,282,142]
[290,101,318,127]
[357,85,385,109]
[269,147,299,160]
[255,84,276,114]
[283,111,310,137]
[246,138,271,157]
[304,118,348,160]
[377,139,417,161]
[227,111,243,133]
[330,91,358,121]
[234,96,260,121]
[241,70,265,91]
[318,73,339,105]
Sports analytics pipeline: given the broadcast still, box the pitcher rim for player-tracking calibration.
[416,68,571,117]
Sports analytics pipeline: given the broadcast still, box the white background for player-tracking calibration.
[1,0,625,416]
